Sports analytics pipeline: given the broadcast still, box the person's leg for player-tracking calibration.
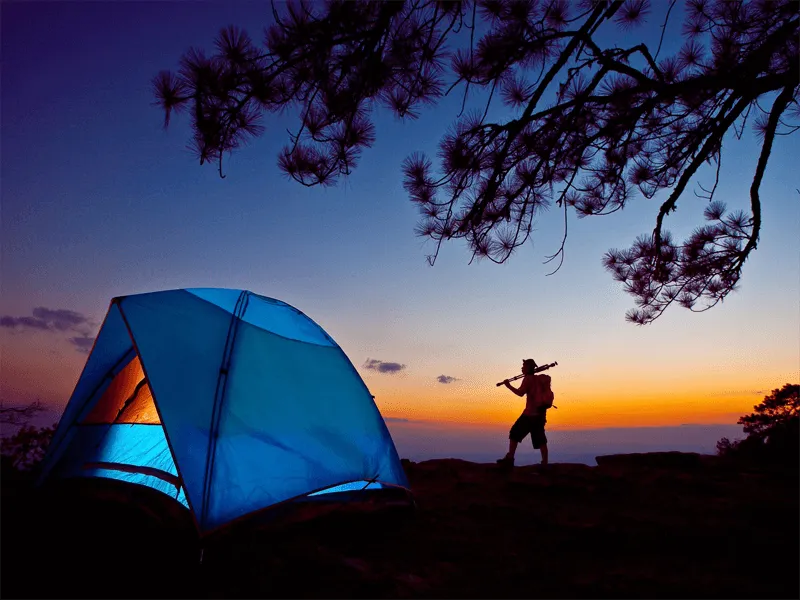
[499,438,519,465]
[531,416,548,465]
[507,439,519,458]
[499,415,528,465]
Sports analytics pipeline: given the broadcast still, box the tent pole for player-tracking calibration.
[200,290,248,529]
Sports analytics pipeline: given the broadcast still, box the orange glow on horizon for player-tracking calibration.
[367,369,791,430]
[2,329,794,433]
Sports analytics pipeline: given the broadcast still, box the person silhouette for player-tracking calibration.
[496,358,551,468]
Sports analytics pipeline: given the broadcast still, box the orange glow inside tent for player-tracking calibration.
[81,356,160,425]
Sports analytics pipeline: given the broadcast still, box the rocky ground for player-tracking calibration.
[2,452,798,598]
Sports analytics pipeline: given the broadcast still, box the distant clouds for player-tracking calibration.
[361,360,459,382]
[1,307,95,353]
[1,307,90,331]
[363,358,406,374]
[69,335,96,353]
[712,389,765,397]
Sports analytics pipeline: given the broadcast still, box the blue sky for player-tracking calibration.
[2,2,798,455]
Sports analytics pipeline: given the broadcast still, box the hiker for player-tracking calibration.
[497,358,552,468]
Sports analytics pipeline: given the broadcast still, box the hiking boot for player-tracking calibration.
[496,454,515,468]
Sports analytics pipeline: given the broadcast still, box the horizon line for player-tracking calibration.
[383,415,743,430]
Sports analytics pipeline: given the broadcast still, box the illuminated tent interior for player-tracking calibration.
[38,288,410,534]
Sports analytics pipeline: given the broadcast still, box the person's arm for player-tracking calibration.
[504,376,528,397]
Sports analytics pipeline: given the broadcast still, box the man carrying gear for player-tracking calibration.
[496,358,555,468]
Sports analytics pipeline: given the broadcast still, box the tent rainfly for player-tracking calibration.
[37,288,410,533]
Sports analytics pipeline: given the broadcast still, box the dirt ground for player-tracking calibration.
[2,453,798,599]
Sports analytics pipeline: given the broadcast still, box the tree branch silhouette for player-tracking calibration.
[155,0,799,324]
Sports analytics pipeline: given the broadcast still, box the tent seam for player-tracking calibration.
[182,289,335,347]
[116,298,202,533]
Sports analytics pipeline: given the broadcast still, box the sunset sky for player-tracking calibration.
[2,2,798,443]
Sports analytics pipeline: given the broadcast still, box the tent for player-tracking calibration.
[38,288,410,534]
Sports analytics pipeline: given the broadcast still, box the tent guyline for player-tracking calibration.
[37,288,410,534]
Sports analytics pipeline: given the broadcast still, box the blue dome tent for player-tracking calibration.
[37,288,410,534]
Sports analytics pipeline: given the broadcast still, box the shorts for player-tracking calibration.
[509,412,547,449]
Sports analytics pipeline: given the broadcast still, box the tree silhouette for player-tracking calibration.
[1,424,56,471]
[1,401,56,471]
[154,0,799,324]
[717,383,799,464]
[738,383,799,438]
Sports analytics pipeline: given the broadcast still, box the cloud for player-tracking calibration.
[384,417,410,423]
[437,375,459,384]
[32,307,90,331]
[363,358,406,374]
[1,306,95,354]
[0,316,51,330]
[1,307,92,332]
[69,335,96,354]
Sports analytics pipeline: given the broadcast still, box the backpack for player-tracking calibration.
[540,375,555,408]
